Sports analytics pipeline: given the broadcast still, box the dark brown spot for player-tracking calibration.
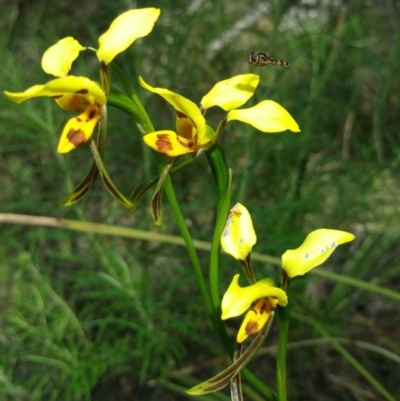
[76,117,83,122]
[245,319,260,338]
[75,89,89,95]
[178,138,194,148]
[155,134,173,152]
[87,108,97,120]
[52,95,63,100]
[259,300,268,314]
[67,129,86,147]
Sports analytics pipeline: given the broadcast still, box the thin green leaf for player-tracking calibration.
[231,343,244,401]
[89,139,135,210]
[59,163,98,206]
[130,156,195,205]
[151,158,176,225]
[186,313,274,395]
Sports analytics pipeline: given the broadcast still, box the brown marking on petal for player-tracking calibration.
[177,137,194,149]
[67,129,86,147]
[155,134,173,153]
[176,110,187,119]
[76,117,83,122]
[245,319,260,338]
[76,89,89,95]
[87,108,97,121]
[52,95,63,100]
[259,300,268,314]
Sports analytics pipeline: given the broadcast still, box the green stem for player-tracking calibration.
[276,305,290,401]
[206,143,232,352]
[109,70,277,398]
[206,143,278,400]
[163,172,215,325]
[109,67,215,329]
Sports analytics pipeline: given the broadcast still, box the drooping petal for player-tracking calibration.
[227,100,300,133]
[139,76,206,136]
[4,76,106,105]
[201,74,260,111]
[237,297,277,343]
[221,274,288,320]
[97,8,160,65]
[57,104,103,153]
[41,37,86,77]
[282,229,355,278]
[143,131,196,156]
[221,203,257,261]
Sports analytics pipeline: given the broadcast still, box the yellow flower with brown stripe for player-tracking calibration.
[4,8,160,154]
[4,76,106,153]
[139,74,300,157]
[221,274,288,343]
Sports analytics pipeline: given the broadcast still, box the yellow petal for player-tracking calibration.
[143,131,196,156]
[97,8,160,65]
[201,74,260,111]
[237,297,275,343]
[41,37,85,77]
[57,104,102,153]
[221,274,288,320]
[139,76,206,137]
[221,203,257,261]
[282,229,355,278]
[4,76,106,105]
[227,100,300,133]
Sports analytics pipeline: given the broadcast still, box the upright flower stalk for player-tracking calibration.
[188,203,354,398]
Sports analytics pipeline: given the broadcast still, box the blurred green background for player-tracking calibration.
[1,0,400,400]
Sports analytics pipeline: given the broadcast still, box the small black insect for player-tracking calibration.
[248,52,290,67]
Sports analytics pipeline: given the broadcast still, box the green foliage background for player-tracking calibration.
[0,0,400,400]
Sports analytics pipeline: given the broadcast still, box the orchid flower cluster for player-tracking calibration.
[3,6,356,401]
[187,203,354,396]
[220,203,354,343]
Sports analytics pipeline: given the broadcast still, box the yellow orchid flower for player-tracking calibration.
[220,204,355,341]
[139,74,258,156]
[282,229,355,278]
[4,76,106,153]
[221,274,288,343]
[140,74,300,157]
[4,8,160,154]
